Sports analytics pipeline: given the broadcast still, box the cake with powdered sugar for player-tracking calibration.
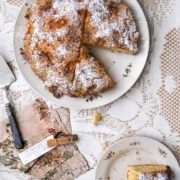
[23,0,139,98]
[83,0,139,54]
[127,165,171,180]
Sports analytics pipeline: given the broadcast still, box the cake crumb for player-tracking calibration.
[122,63,132,78]
[24,8,31,19]
[86,94,102,102]
[91,112,102,125]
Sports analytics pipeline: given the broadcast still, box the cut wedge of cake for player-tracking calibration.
[127,165,171,180]
[83,0,139,55]
[72,46,115,97]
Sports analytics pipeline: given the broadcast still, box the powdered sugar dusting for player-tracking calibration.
[74,56,111,92]
[29,16,69,51]
[45,69,60,86]
[76,58,103,88]
[44,68,72,94]
[29,0,84,51]
[88,0,110,38]
[86,0,139,53]
[55,45,68,57]
[53,0,79,22]
[139,173,169,180]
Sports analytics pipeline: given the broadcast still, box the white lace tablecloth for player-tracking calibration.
[0,0,180,179]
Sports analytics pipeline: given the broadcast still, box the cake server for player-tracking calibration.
[0,55,24,149]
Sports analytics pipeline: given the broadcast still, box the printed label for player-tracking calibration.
[18,135,55,165]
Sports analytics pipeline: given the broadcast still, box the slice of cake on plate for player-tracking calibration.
[127,165,171,180]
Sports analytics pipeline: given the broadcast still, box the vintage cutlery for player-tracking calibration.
[0,55,24,149]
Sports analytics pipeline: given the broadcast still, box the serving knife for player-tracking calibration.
[0,55,24,149]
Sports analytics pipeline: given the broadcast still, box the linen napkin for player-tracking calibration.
[0,99,89,179]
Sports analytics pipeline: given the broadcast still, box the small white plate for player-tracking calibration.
[13,0,149,109]
[96,136,180,180]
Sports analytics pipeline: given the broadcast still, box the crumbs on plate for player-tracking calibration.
[122,63,132,78]
[85,94,102,102]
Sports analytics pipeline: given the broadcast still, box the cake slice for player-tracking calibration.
[83,0,139,55]
[127,165,171,180]
[71,46,115,97]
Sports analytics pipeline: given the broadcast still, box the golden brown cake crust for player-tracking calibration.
[23,0,139,98]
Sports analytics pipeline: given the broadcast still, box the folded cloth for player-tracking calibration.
[0,99,89,179]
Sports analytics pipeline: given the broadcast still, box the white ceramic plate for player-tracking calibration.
[96,136,180,180]
[13,0,149,109]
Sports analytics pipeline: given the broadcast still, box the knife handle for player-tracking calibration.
[6,104,24,149]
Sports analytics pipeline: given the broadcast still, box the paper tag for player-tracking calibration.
[19,135,55,165]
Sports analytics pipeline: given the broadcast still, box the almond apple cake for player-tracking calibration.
[127,165,171,180]
[23,0,139,98]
